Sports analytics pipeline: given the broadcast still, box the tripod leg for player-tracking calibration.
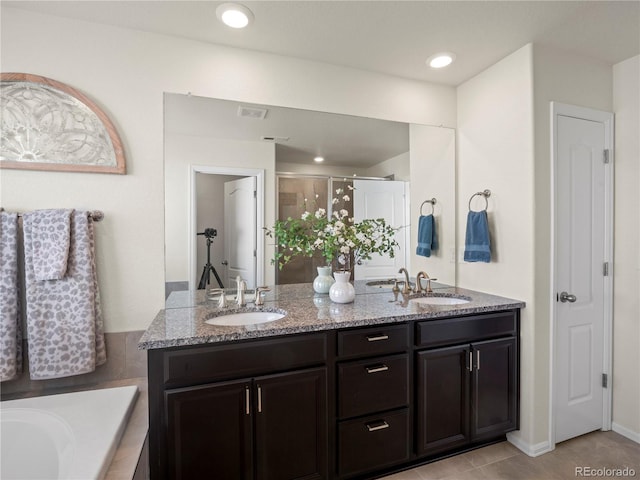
[211,265,224,289]
[198,265,210,290]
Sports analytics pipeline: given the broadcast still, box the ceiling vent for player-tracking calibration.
[237,105,268,120]
[261,135,290,142]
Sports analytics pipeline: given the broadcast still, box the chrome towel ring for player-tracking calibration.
[468,190,491,211]
[420,198,437,215]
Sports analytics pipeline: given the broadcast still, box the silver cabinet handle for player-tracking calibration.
[476,350,480,371]
[221,260,229,266]
[245,386,250,415]
[366,421,389,432]
[559,291,577,303]
[367,334,389,342]
[468,351,473,371]
[257,385,262,413]
[366,364,389,374]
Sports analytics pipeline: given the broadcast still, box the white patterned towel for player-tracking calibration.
[24,208,73,281]
[0,211,22,382]
[23,210,106,380]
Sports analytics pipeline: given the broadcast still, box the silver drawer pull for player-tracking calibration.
[366,364,389,374]
[367,334,389,342]
[366,421,390,432]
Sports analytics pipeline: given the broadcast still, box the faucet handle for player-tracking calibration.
[254,286,271,306]
[208,288,228,308]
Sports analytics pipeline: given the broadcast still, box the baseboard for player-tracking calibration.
[507,432,554,457]
[612,422,640,444]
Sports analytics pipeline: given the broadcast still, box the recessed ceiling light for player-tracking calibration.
[216,3,254,29]
[427,52,456,69]
[314,156,324,163]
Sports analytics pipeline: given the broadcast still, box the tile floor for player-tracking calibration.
[381,431,640,480]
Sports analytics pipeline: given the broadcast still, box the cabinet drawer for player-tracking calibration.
[162,333,327,388]
[416,311,517,348]
[338,408,410,478]
[338,353,409,419]
[337,323,408,359]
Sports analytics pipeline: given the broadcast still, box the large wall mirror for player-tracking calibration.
[164,93,455,307]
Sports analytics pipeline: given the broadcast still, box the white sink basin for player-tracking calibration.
[410,296,471,306]
[205,311,285,326]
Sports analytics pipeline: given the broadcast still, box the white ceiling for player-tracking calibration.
[5,0,640,86]
[165,94,409,167]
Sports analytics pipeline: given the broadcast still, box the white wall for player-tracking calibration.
[457,44,536,449]
[165,136,276,285]
[409,126,456,286]
[612,55,640,440]
[366,151,410,181]
[532,44,613,448]
[0,6,455,332]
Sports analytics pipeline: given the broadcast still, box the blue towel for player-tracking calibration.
[416,214,438,257]
[464,210,491,262]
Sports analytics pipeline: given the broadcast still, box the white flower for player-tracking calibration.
[340,245,350,254]
[338,237,345,243]
[314,238,324,247]
[347,185,354,190]
[346,240,355,248]
[336,188,342,195]
[335,221,345,229]
[332,198,339,205]
[315,193,319,198]
[301,211,311,220]
[340,209,348,218]
[343,195,350,202]
[315,208,326,218]
[333,211,340,219]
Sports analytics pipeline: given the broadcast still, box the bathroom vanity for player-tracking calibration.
[140,283,523,480]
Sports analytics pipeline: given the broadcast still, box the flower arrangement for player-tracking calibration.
[265,185,399,272]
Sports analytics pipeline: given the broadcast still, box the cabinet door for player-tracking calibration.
[165,379,253,480]
[255,367,327,480]
[471,337,518,441]
[416,345,470,456]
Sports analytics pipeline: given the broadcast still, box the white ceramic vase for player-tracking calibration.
[313,266,335,294]
[329,271,355,303]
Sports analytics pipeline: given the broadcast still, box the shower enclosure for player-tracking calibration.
[276,175,354,284]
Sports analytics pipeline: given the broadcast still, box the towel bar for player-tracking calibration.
[468,190,491,211]
[16,210,104,221]
[420,198,437,215]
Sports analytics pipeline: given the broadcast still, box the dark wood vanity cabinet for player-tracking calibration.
[415,312,519,457]
[147,309,519,480]
[335,324,412,478]
[148,333,328,480]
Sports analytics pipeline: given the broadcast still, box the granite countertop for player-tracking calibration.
[139,282,525,350]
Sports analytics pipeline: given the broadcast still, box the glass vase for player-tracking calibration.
[313,266,334,294]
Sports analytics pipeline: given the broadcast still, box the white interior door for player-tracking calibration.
[554,113,609,443]
[224,177,257,289]
[353,179,406,280]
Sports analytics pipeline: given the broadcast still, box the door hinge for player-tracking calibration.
[253,190,257,198]
[602,373,608,388]
[603,262,609,276]
[603,149,610,164]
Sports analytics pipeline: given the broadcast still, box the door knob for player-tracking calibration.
[559,291,577,303]
[221,260,229,266]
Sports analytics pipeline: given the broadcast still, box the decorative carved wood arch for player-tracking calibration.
[0,73,126,174]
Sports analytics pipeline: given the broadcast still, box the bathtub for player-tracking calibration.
[1,385,138,480]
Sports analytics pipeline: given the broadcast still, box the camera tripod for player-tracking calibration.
[197,231,224,290]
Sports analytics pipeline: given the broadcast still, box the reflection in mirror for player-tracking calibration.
[164,94,455,308]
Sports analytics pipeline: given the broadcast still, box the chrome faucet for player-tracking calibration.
[398,268,412,294]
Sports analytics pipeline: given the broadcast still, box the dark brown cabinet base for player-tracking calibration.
[147,310,519,480]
